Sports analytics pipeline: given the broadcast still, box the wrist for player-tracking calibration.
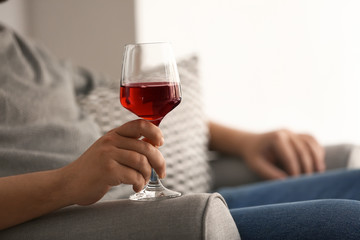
[233,130,258,157]
[51,167,76,207]
[209,121,258,157]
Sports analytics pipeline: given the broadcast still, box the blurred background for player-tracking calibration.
[1,0,359,145]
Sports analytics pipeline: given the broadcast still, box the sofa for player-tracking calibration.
[0,192,240,240]
[1,144,359,239]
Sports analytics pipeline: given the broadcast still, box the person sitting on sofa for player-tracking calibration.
[1,15,360,240]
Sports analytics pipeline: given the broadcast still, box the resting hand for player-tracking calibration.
[241,129,325,179]
[60,119,165,205]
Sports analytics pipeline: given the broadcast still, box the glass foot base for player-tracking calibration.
[129,184,181,201]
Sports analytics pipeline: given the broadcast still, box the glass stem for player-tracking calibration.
[149,169,161,187]
[147,119,163,188]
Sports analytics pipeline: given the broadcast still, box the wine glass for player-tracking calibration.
[120,42,182,201]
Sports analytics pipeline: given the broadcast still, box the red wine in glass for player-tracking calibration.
[120,82,181,126]
[120,42,182,201]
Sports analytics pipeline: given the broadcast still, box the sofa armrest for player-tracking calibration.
[0,193,240,240]
[210,144,359,190]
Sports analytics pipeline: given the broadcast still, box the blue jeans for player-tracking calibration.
[218,169,360,240]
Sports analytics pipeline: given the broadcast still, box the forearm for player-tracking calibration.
[0,169,71,230]
[208,121,255,157]
[0,120,166,230]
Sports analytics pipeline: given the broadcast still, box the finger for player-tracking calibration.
[248,156,288,180]
[289,134,313,174]
[106,134,166,178]
[112,119,164,147]
[142,137,160,147]
[299,134,326,172]
[110,163,146,192]
[109,147,153,182]
[271,130,301,176]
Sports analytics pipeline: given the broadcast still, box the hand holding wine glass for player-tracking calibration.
[120,42,182,201]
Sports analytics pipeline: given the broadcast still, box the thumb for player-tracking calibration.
[248,156,288,180]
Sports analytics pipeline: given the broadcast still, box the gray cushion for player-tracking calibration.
[324,144,356,170]
[210,144,357,189]
[0,193,240,240]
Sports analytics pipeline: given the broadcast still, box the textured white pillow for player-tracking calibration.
[78,56,212,198]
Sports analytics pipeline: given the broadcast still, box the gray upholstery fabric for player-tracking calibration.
[324,144,356,170]
[203,194,240,240]
[0,193,240,240]
[210,152,262,190]
[348,145,360,169]
[210,144,357,190]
